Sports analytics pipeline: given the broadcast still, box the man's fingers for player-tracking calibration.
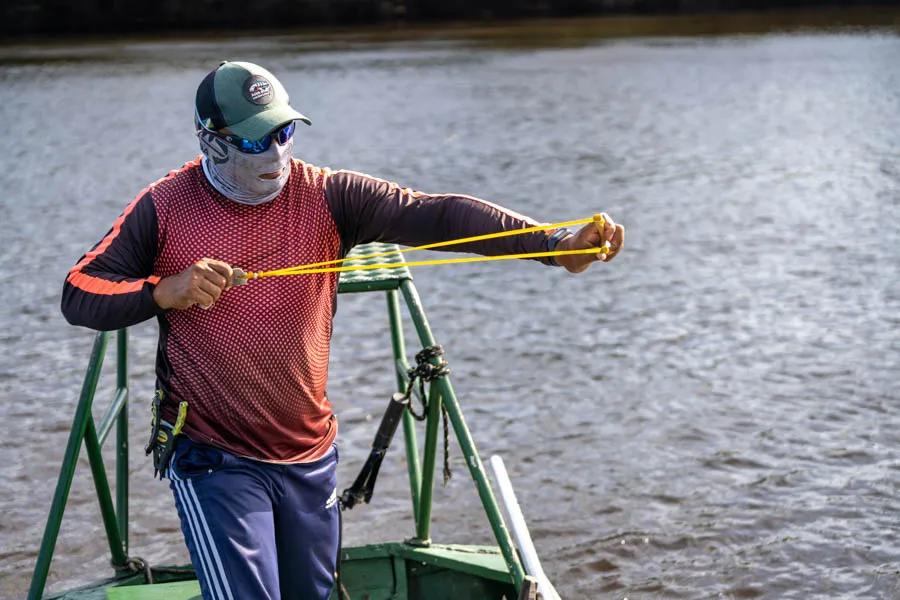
[197,277,223,302]
[204,259,234,289]
[192,260,230,292]
[590,213,623,262]
[193,288,216,309]
[199,268,228,291]
[197,260,230,288]
[540,212,622,272]
[608,223,625,259]
[600,213,617,243]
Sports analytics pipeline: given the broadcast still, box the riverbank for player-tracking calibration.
[3,4,899,42]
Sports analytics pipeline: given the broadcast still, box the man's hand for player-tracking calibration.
[152,258,234,310]
[555,212,624,274]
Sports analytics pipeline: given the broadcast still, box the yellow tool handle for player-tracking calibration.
[171,401,188,436]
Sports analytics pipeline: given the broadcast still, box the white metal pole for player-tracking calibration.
[489,454,562,600]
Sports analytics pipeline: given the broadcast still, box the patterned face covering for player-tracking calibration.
[197,127,294,206]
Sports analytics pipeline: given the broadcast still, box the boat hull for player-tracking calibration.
[47,543,518,600]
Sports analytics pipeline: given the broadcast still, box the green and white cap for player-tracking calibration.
[195,61,311,140]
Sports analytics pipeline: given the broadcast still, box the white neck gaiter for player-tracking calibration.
[197,129,293,206]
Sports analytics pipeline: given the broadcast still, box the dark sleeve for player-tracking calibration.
[61,190,164,331]
[323,170,556,264]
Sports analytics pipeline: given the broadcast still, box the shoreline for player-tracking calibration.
[2,6,899,47]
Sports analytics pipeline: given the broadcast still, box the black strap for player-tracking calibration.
[340,346,452,511]
[340,393,407,510]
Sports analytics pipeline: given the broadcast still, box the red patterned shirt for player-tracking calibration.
[62,156,556,462]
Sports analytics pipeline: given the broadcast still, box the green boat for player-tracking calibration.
[28,243,549,600]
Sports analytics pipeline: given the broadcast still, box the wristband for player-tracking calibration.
[546,227,574,267]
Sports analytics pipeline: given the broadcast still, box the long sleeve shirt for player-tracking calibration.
[61,157,556,462]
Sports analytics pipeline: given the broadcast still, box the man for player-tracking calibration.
[61,61,624,600]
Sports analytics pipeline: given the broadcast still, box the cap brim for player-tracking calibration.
[229,105,311,140]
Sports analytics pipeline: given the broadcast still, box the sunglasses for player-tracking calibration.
[198,119,296,154]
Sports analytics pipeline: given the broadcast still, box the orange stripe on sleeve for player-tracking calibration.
[67,272,161,296]
[67,157,201,295]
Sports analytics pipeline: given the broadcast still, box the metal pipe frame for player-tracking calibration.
[116,329,129,557]
[28,329,132,599]
[398,279,526,591]
[85,415,128,566]
[27,331,110,600]
[414,382,442,544]
[97,387,128,447]
[386,290,423,527]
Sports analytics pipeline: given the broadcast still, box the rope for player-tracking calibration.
[403,346,453,485]
[405,346,450,421]
[441,404,452,486]
[124,556,153,584]
[235,214,611,282]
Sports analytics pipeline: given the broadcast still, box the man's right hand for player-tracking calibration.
[152,258,234,310]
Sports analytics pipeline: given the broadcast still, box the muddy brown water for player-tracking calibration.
[1,13,899,600]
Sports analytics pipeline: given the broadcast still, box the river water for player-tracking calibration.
[1,14,899,600]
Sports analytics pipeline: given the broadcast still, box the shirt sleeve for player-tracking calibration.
[61,190,164,331]
[323,169,556,264]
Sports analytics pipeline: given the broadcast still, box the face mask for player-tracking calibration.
[198,128,293,206]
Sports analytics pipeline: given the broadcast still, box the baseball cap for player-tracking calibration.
[195,61,311,141]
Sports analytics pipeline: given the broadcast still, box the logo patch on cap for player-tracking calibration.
[244,75,274,105]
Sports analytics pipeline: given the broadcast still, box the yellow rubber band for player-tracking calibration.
[240,215,610,280]
[251,248,604,278]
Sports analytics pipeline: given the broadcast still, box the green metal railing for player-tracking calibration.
[28,245,524,599]
[28,329,130,600]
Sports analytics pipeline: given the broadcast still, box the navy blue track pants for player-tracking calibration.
[167,437,340,600]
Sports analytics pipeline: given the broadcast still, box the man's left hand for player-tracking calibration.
[555,212,624,274]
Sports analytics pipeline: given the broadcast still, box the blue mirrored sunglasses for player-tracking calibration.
[198,120,295,154]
